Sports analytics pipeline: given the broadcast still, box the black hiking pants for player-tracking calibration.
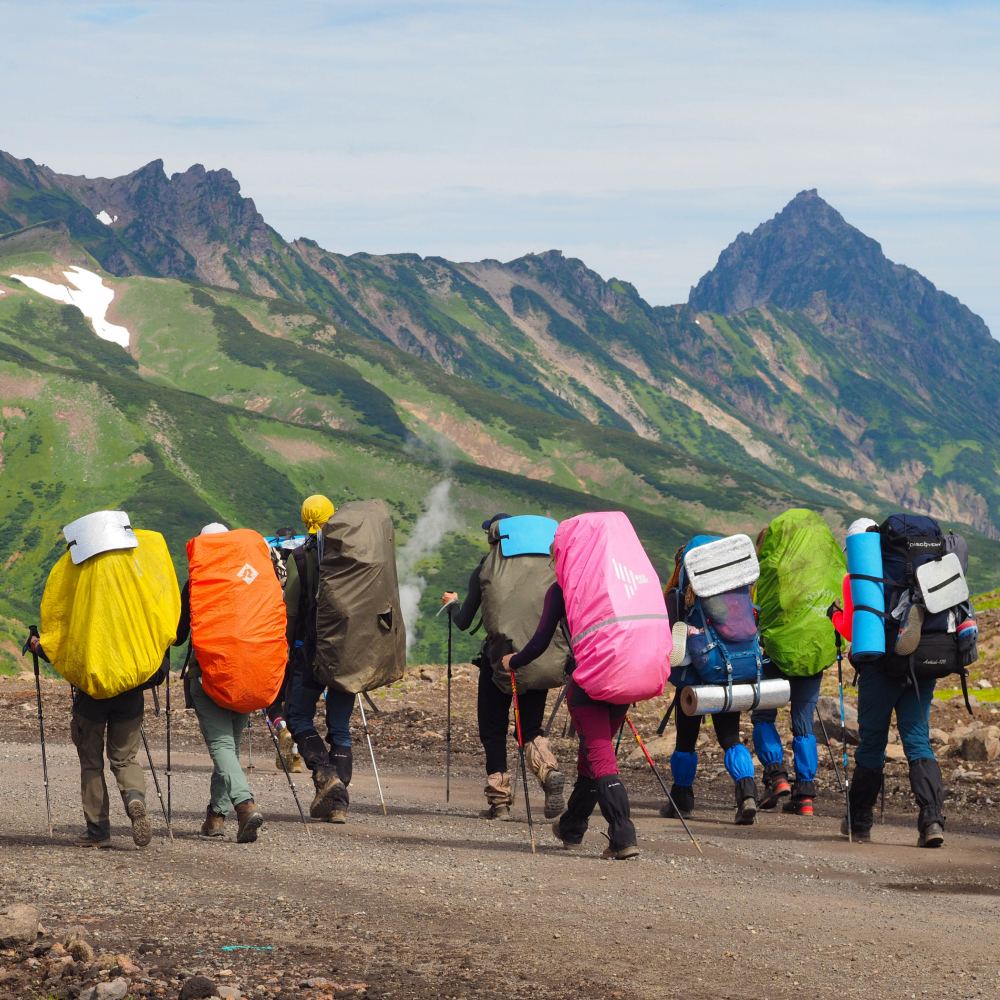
[478,662,546,775]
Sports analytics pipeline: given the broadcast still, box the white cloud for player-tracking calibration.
[1,1,998,332]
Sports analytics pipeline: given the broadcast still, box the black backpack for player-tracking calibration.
[870,514,977,710]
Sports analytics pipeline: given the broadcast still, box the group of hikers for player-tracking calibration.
[23,494,979,858]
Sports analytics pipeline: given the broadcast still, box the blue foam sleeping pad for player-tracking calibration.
[847,531,885,661]
[497,516,558,557]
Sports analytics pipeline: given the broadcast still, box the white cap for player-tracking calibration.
[63,510,138,565]
[201,522,229,535]
[847,517,879,537]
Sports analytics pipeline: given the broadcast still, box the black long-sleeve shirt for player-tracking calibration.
[450,559,485,631]
[509,582,566,670]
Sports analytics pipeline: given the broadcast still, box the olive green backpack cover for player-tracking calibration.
[314,499,406,693]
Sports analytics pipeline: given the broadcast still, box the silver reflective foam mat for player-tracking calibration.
[683,534,759,598]
[680,678,790,716]
[62,510,138,565]
[916,552,969,615]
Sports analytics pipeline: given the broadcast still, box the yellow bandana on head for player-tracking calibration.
[301,494,335,535]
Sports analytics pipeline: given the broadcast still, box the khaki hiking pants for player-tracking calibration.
[71,709,145,841]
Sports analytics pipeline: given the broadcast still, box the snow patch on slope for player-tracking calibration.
[9,266,130,349]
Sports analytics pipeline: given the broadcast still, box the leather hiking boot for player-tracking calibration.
[782,797,814,816]
[601,843,640,860]
[127,799,152,848]
[481,802,511,820]
[542,770,566,819]
[235,800,264,843]
[76,834,112,849]
[200,806,226,837]
[760,775,792,809]
[840,815,872,843]
[551,819,583,849]
[918,821,945,848]
[310,769,346,819]
[325,808,348,824]
[735,796,758,826]
[482,771,512,820]
[276,727,303,773]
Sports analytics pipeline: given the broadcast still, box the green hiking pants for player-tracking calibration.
[191,679,253,815]
[71,706,146,841]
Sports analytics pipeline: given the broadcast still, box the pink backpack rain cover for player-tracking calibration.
[554,512,671,704]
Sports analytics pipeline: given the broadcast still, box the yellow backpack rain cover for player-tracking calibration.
[40,529,181,699]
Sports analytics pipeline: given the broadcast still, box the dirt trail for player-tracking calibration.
[2,668,1000,1000]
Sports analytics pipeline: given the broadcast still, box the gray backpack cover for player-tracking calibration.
[314,499,406,693]
[479,521,571,694]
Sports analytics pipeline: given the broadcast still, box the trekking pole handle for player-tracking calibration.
[436,598,460,617]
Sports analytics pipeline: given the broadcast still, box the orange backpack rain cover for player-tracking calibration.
[186,528,287,713]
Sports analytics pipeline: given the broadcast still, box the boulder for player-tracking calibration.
[814,695,859,746]
[624,733,676,769]
[63,927,94,964]
[217,987,242,999]
[179,975,220,1000]
[0,903,40,948]
[884,744,907,761]
[960,733,1000,762]
[928,728,950,745]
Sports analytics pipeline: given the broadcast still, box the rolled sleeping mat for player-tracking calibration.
[680,678,790,716]
[846,529,885,661]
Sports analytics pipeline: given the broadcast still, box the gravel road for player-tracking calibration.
[2,666,1000,1000]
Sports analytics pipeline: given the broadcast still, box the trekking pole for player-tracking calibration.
[357,694,387,815]
[165,663,173,835]
[835,631,852,842]
[613,717,627,758]
[544,681,569,737]
[816,711,845,793]
[140,724,172,838]
[261,710,310,835]
[22,628,52,838]
[246,719,254,773]
[509,666,536,854]
[625,713,701,854]
[436,599,459,802]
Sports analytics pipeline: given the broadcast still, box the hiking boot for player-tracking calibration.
[551,819,583,848]
[918,821,945,849]
[760,775,792,810]
[735,796,758,826]
[781,797,814,817]
[76,834,112,849]
[601,843,640,860]
[235,800,264,843]
[481,802,512,820]
[127,799,152,848]
[200,806,226,837]
[895,602,925,656]
[326,808,348,824]
[660,784,694,819]
[276,727,303,773]
[541,770,566,819]
[840,815,872,843]
[310,768,345,819]
[483,771,512,819]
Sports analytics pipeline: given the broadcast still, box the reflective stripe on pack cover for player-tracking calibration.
[553,512,670,705]
[40,529,180,699]
[187,528,286,713]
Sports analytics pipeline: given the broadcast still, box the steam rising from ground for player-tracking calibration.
[397,480,454,652]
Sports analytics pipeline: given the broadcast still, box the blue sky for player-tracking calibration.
[5,1,999,333]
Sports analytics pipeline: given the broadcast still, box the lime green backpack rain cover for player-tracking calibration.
[756,508,846,677]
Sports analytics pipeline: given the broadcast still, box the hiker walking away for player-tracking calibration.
[751,511,846,816]
[265,526,306,773]
[30,510,180,848]
[840,515,978,847]
[504,512,672,860]
[282,495,356,822]
[663,534,764,825]
[443,513,570,820]
[175,523,286,843]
